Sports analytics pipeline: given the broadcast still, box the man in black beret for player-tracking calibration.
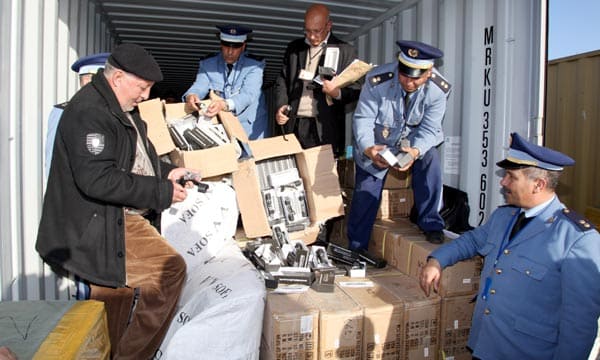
[37,43,196,358]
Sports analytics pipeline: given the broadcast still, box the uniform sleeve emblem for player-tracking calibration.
[86,133,105,155]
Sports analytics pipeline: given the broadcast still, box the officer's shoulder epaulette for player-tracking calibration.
[368,72,394,86]
[498,204,515,208]
[561,208,597,232]
[429,71,452,94]
[54,102,69,109]
[245,53,264,62]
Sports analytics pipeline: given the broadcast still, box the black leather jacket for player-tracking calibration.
[37,70,175,287]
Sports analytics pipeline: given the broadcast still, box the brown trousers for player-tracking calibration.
[90,214,186,359]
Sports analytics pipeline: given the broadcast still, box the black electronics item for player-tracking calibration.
[183,128,218,149]
[327,243,360,265]
[177,172,209,193]
[318,66,336,80]
[355,248,387,269]
[168,126,195,151]
[282,105,292,116]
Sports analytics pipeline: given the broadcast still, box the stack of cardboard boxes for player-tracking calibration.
[139,101,481,359]
[367,219,481,360]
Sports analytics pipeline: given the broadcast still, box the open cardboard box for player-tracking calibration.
[140,98,344,243]
[138,98,245,178]
[233,134,344,244]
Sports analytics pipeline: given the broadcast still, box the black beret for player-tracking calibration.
[108,43,163,82]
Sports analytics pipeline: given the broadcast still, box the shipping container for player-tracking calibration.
[0,0,546,301]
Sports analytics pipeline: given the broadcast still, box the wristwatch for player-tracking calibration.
[221,100,230,112]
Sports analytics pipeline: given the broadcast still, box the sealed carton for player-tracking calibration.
[337,159,411,189]
[304,286,363,360]
[368,220,482,297]
[371,273,440,360]
[261,292,319,360]
[336,276,404,359]
[439,294,475,360]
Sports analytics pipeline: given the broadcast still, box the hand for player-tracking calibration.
[167,168,202,203]
[275,105,290,125]
[321,79,341,98]
[419,257,442,297]
[364,144,390,169]
[0,347,17,360]
[205,100,227,117]
[184,94,201,113]
[394,145,419,171]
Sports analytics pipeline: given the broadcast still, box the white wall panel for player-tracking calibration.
[0,0,113,301]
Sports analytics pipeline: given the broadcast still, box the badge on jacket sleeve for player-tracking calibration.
[86,133,105,155]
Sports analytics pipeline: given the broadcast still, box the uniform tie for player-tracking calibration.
[227,63,233,76]
[509,212,532,240]
[403,92,411,119]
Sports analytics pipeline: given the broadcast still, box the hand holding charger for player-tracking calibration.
[378,138,413,168]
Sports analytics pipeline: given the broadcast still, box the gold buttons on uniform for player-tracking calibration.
[503,249,510,255]
[484,308,491,315]
[490,289,496,295]
[495,269,503,275]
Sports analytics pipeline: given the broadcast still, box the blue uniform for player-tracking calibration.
[183,52,268,140]
[347,61,450,249]
[44,103,67,181]
[431,197,600,359]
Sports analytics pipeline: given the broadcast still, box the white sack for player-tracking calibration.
[155,182,266,360]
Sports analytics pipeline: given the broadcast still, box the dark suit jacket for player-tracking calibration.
[274,33,362,156]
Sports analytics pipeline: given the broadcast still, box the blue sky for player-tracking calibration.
[548,0,600,60]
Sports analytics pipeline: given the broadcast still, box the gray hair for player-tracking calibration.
[522,167,560,191]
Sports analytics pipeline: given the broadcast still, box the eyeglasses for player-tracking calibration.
[303,25,328,37]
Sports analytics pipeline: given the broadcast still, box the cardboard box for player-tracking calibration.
[368,219,426,272]
[304,286,363,360]
[408,241,482,297]
[139,98,241,178]
[346,189,414,220]
[336,277,404,359]
[378,189,415,219]
[368,220,482,297]
[337,159,411,189]
[233,135,344,242]
[439,295,475,360]
[371,273,440,360]
[261,292,319,360]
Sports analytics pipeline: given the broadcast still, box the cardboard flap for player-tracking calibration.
[138,98,175,155]
[248,135,303,161]
[218,111,249,143]
[170,144,239,178]
[296,145,344,221]
[232,159,272,238]
[208,90,249,143]
[164,102,187,120]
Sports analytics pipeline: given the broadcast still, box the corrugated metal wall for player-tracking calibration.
[546,50,600,214]
[0,0,546,301]
[0,0,113,301]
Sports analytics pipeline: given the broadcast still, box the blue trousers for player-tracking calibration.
[346,147,444,250]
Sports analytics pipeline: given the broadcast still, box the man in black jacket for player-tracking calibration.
[37,44,194,359]
[274,3,361,157]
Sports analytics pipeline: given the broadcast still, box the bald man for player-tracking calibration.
[274,3,362,157]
